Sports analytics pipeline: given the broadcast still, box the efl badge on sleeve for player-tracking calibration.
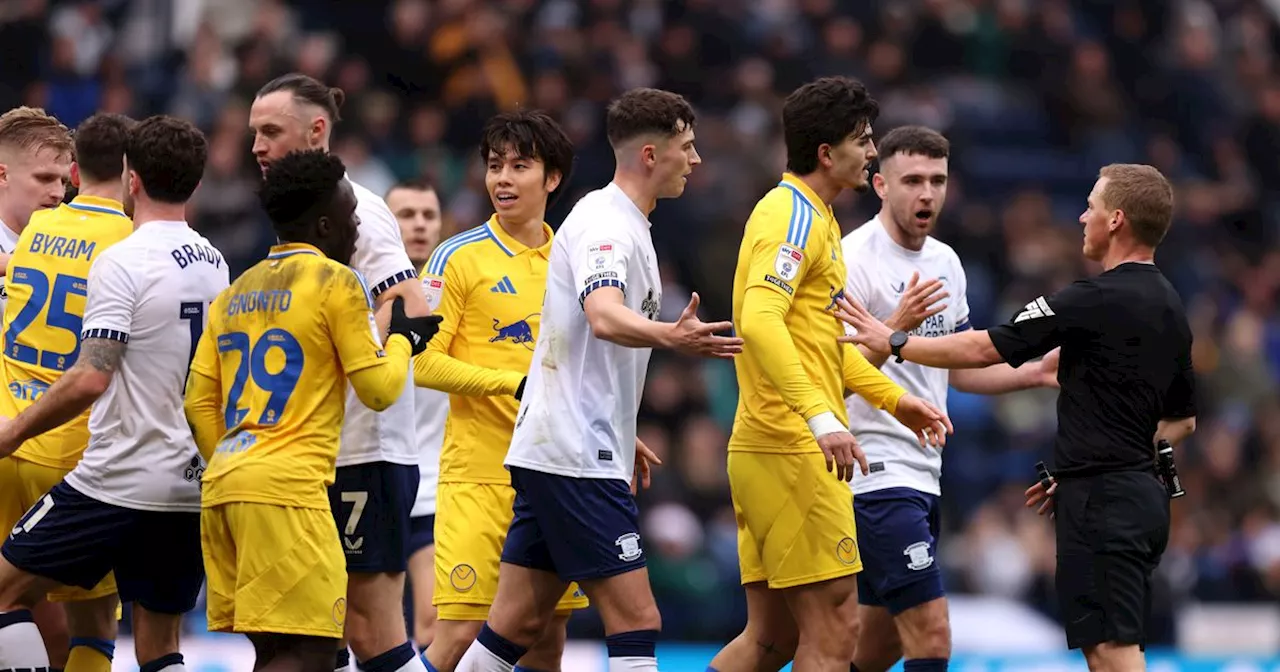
[775,244,803,281]
[423,277,444,311]
[588,243,615,271]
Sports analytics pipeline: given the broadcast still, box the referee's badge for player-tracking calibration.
[775,244,803,281]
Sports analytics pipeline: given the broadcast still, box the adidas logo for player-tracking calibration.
[1014,296,1055,323]
[490,276,517,294]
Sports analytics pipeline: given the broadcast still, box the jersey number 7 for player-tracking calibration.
[216,328,304,429]
[4,267,87,371]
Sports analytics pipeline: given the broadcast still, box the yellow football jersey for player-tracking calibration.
[194,243,392,510]
[1,195,133,469]
[415,216,548,484]
[730,174,903,453]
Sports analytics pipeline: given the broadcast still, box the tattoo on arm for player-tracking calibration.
[81,338,127,374]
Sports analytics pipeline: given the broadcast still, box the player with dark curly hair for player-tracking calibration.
[186,149,442,672]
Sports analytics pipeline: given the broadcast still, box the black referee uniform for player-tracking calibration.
[986,261,1196,651]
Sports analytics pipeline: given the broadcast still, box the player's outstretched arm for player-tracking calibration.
[836,295,1003,369]
[583,289,743,357]
[0,338,121,457]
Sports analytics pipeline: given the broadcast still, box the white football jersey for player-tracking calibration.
[412,274,448,517]
[504,183,661,483]
[65,221,229,511]
[843,216,970,496]
[0,219,21,316]
[338,176,419,467]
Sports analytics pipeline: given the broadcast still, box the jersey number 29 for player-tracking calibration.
[217,329,304,429]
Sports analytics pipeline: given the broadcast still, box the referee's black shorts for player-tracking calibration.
[1054,470,1170,651]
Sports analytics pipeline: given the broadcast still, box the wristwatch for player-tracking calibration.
[889,330,909,363]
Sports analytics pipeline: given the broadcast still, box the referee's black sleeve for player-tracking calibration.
[987,280,1101,367]
[1162,333,1198,418]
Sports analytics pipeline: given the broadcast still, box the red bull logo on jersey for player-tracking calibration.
[826,286,845,312]
[490,314,538,349]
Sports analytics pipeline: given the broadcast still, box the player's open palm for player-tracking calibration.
[670,292,744,359]
[892,394,954,450]
[817,430,868,482]
[889,271,948,332]
[834,295,893,354]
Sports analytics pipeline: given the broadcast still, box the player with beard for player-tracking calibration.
[840,126,1059,672]
[709,79,951,672]
[248,73,433,672]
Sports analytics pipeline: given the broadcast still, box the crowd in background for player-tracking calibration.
[6,0,1280,647]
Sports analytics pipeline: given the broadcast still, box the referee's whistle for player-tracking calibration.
[1035,461,1054,491]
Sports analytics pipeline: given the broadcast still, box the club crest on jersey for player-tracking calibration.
[588,243,615,271]
[423,277,444,311]
[836,537,859,565]
[826,286,845,312]
[775,244,803,281]
[615,532,643,561]
[490,314,538,349]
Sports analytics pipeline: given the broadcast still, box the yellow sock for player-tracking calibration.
[65,639,114,672]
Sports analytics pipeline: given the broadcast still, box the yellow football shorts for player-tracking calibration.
[0,457,118,603]
[728,450,864,589]
[433,482,589,620]
[202,502,347,638]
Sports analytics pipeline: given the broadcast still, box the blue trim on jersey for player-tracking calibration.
[781,187,813,249]
[66,202,126,217]
[370,268,416,299]
[82,328,129,343]
[426,227,490,276]
[955,319,971,332]
[485,223,516,257]
[266,249,320,260]
[579,278,625,307]
[351,268,376,308]
[778,181,821,215]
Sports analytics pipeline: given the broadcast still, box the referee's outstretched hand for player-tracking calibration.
[670,292,744,359]
[1025,479,1057,518]
[893,394,954,449]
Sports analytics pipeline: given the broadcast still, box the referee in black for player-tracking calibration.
[834,163,1196,672]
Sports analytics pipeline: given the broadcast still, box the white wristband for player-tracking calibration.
[807,411,847,439]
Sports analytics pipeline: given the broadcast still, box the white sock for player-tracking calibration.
[0,610,50,670]
[456,639,515,672]
[609,657,659,672]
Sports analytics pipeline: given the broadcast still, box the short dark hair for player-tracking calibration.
[73,113,134,183]
[126,115,208,204]
[385,177,436,199]
[480,110,575,203]
[257,73,345,122]
[605,88,696,148]
[783,77,879,175]
[876,126,949,164]
[258,149,347,238]
[1098,164,1174,248]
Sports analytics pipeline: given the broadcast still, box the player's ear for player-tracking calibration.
[127,170,140,197]
[70,162,82,189]
[818,143,833,169]
[309,115,328,148]
[544,168,562,194]
[872,172,887,199]
[641,142,657,169]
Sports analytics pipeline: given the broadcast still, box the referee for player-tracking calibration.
[836,163,1196,672]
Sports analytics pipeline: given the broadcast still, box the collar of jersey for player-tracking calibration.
[779,173,830,221]
[268,241,324,259]
[67,195,126,217]
[485,214,553,258]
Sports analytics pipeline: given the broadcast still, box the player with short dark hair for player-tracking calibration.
[249,73,434,672]
[839,163,1192,672]
[0,114,223,672]
[710,79,950,672]
[455,88,741,672]
[187,149,441,672]
[0,111,135,672]
[841,125,1059,672]
[414,110,586,672]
